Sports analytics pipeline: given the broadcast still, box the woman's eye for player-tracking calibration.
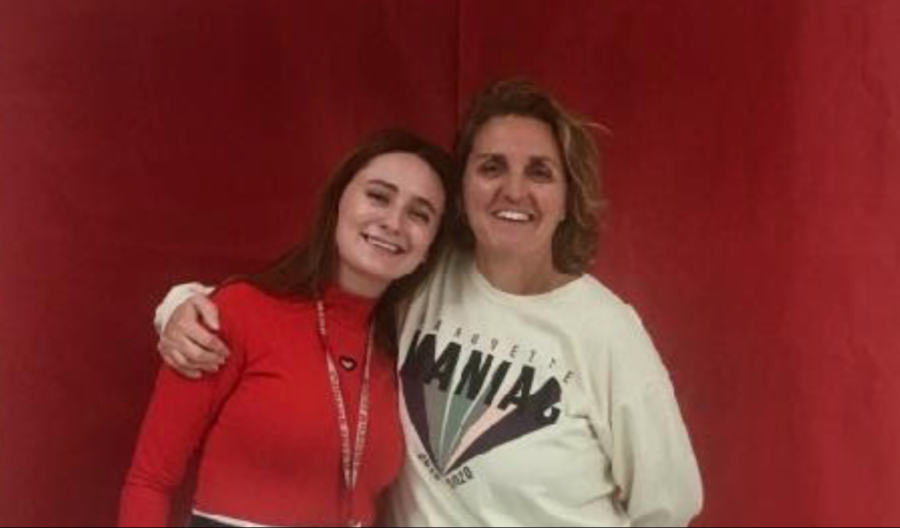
[480,162,501,176]
[409,210,432,225]
[529,168,554,181]
[368,192,390,205]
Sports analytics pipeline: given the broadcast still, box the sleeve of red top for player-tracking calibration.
[119,285,251,527]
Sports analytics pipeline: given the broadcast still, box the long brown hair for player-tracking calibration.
[453,79,607,275]
[236,129,455,354]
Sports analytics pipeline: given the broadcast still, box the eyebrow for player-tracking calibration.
[472,152,562,171]
[368,179,438,215]
[368,179,399,193]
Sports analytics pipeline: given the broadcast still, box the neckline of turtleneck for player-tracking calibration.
[320,284,378,324]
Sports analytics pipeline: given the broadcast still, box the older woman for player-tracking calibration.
[153,80,703,527]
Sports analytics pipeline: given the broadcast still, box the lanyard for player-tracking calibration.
[315,300,374,527]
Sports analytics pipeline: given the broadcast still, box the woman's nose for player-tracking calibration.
[500,175,527,203]
[380,205,404,233]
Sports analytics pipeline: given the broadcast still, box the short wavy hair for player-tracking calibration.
[453,79,607,275]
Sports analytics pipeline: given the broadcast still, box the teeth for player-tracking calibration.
[364,235,403,254]
[494,211,533,223]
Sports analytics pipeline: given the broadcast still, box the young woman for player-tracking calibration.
[119,130,454,527]
[153,80,704,527]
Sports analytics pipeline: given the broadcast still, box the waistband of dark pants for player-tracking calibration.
[190,514,235,528]
[189,513,275,528]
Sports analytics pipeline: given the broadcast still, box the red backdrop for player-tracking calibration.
[1,1,898,526]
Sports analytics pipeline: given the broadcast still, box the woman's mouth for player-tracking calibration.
[493,210,535,224]
[362,233,405,255]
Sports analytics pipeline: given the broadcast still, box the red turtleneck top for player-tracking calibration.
[120,283,404,527]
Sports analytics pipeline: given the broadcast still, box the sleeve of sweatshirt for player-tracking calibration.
[590,306,704,527]
[153,282,216,334]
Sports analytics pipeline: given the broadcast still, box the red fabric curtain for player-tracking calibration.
[1,1,898,525]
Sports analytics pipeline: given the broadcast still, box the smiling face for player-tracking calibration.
[335,152,447,297]
[463,115,568,269]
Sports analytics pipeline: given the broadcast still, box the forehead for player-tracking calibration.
[356,152,446,203]
[473,115,561,162]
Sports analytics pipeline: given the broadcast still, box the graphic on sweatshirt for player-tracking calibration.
[400,326,565,478]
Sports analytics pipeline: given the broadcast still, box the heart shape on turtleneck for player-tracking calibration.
[339,356,358,372]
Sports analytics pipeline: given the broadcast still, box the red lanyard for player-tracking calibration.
[315,300,373,528]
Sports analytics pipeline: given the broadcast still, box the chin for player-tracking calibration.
[356,259,416,283]
[486,239,533,255]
